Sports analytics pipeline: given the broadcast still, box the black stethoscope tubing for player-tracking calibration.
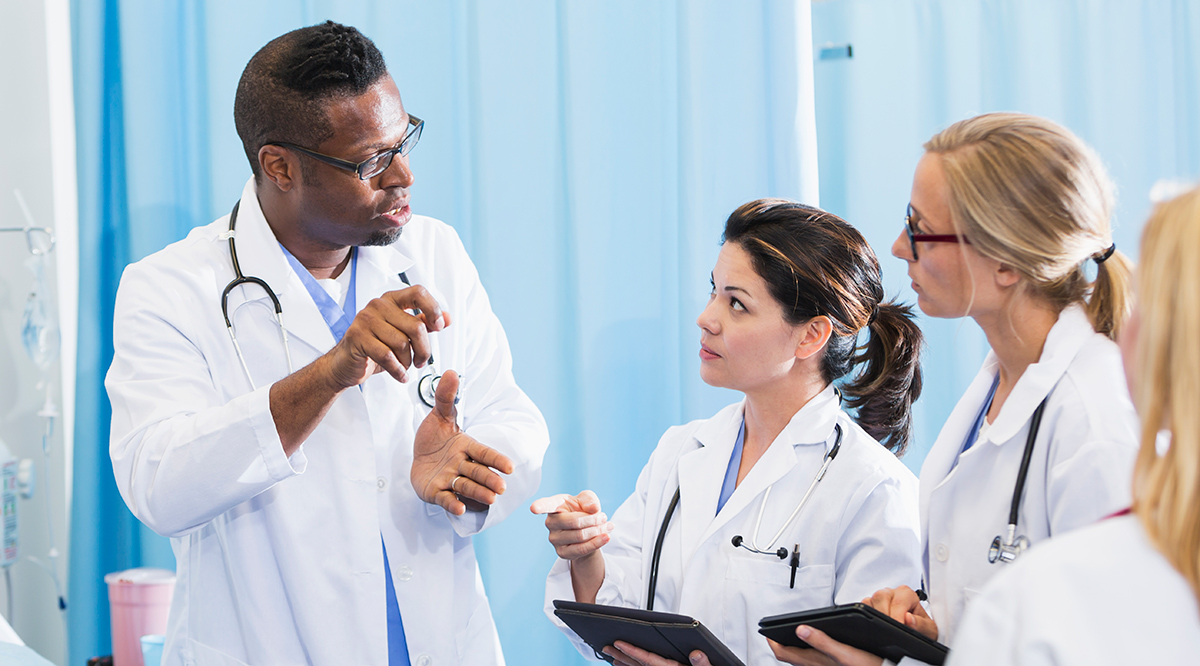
[644,423,842,611]
[221,201,285,328]
[1009,399,1047,526]
[988,397,1049,564]
[221,201,294,389]
[646,487,680,611]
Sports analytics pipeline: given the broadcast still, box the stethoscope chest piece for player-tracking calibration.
[417,370,462,409]
[988,532,1030,564]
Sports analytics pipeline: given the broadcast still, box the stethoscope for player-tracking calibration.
[987,397,1049,564]
[396,271,460,409]
[221,201,294,390]
[644,423,843,610]
[220,200,449,407]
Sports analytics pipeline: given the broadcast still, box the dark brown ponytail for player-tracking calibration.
[841,302,924,455]
[723,199,924,454]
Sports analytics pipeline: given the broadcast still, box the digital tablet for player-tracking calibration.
[553,600,746,666]
[758,603,949,665]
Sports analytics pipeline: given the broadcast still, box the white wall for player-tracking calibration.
[0,0,78,663]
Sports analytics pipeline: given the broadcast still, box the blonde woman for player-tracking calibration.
[773,113,1141,666]
[947,184,1200,664]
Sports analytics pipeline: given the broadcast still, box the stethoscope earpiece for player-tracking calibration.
[731,535,788,559]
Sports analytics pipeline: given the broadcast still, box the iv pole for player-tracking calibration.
[1,189,67,623]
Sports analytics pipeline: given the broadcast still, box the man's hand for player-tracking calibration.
[411,370,514,516]
[272,284,454,456]
[327,285,452,390]
[603,641,711,666]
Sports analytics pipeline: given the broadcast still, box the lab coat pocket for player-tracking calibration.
[455,597,499,663]
[726,555,835,608]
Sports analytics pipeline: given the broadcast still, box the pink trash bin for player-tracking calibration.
[105,568,176,666]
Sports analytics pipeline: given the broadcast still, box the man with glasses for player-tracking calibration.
[107,22,548,666]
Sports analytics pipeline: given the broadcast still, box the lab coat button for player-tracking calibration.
[415,655,432,666]
[397,565,414,581]
[377,477,386,491]
[935,543,949,562]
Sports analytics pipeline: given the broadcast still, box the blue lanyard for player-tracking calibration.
[279,245,357,342]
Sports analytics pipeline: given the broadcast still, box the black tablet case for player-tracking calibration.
[553,600,746,666]
[758,603,949,665]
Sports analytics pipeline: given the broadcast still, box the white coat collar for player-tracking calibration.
[355,239,416,317]
[978,304,1095,445]
[225,177,417,353]
[676,384,841,566]
[920,304,1100,508]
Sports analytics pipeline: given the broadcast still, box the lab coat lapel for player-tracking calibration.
[226,177,375,355]
[701,434,797,546]
[982,305,1092,445]
[921,358,999,489]
[919,359,997,549]
[676,404,743,568]
[700,386,840,547]
[355,243,416,309]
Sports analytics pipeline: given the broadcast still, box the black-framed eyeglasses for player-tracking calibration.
[904,203,968,260]
[269,114,423,180]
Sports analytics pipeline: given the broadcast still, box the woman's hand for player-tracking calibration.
[603,641,711,666]
[863,586,938,640]
[769,586,937,665]
[767,626,882,666]
[529,490,614,560]
[530,490,614,602]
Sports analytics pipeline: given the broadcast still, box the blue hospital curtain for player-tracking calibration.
[67,2,818,664]
[67,0,191,663]
[810,0,1200,469]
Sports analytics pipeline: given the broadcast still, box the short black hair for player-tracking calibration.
[233,21,389,178]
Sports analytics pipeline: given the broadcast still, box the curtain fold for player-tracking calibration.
[811,0,1200,469]
[68,0,177,663]
[68,1,818,663]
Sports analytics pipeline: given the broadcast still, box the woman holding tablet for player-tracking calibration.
[772,114,1141,666]
[533,200,925,666]
[947,185,1200,665]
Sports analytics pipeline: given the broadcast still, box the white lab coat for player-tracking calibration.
[544,386,922,665]
[913,305,1138,655]
[948,514,1200,665]
[108,178,549,666]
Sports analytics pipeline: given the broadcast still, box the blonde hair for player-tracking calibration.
[924,113,1133,339]
[1132,185,1200,604]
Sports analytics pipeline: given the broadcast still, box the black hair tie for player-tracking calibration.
[1093,243,1116,265]
[868,305,881,326]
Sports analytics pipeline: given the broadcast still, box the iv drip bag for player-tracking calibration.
[21,254,60,369]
